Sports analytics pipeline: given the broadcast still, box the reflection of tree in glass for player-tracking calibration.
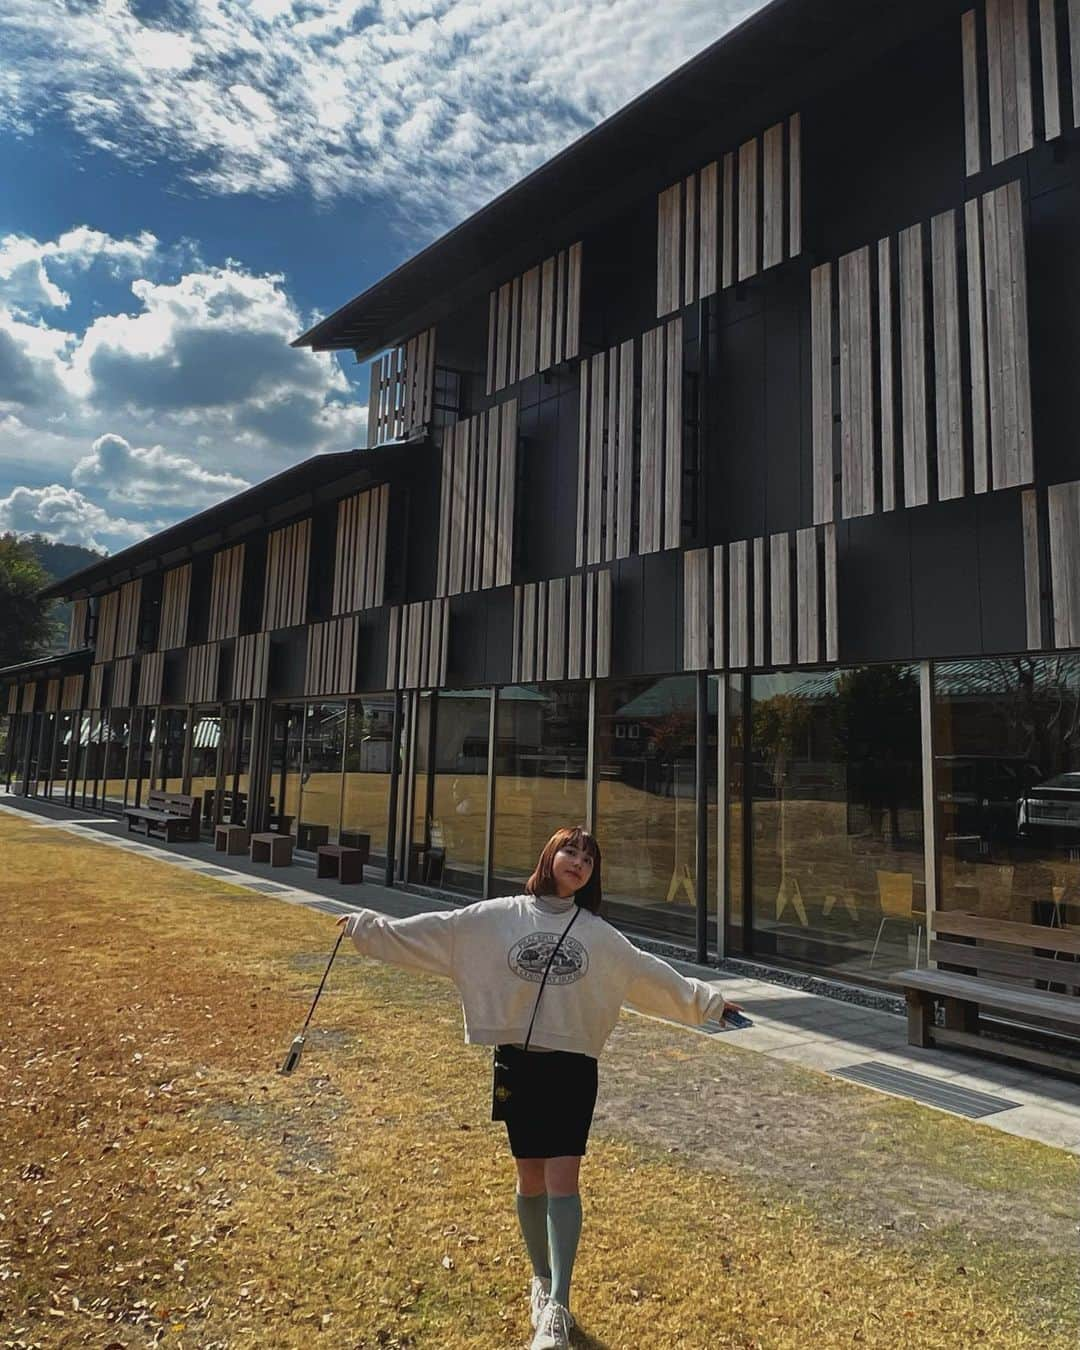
[752,691,813,912]
[835,664,920,843]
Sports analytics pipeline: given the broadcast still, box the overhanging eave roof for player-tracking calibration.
[39,438,430,601]
[0,647,92,684]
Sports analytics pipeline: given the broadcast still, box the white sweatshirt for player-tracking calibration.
[344,893,727,1059]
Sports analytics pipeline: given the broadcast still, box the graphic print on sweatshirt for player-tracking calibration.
[508,932,589,985]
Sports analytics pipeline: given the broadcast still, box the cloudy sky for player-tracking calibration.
[0,0,759,554]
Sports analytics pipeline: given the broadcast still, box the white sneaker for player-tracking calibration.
[531,1299,574,1349]
[530,1275,551,1330]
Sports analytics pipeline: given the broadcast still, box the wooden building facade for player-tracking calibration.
[5,0,1080,996]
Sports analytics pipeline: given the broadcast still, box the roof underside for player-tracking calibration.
[293,0,961,360]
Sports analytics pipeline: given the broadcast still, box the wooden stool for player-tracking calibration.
[215,824,250,855]
[316,844,365,884]
[251,832,294,867]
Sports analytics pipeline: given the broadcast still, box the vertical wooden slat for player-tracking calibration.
[657,185,675,317]
[639,327,658,553]
[699,160,718,298]
[437,425,453,596]
[962,9,982,175]
[496,282,511,393]
[788,113,802,257]
[511,586,522,683]
[496,400,517,586]
[587,352,605,564]
[770,533,792,666]
[486,291,497,397]
[811,263,834,524]
[1071,0,1080,127]
[539,257,555,373]
[753,537,766,667]
[1039,0,1062,140]
[547,576,567,682]
[520,266,539,380]
[965,199,990,494]
[728,539,749,668]
[45,678,59,713]
[684,549,709,670]
[604,348,618,560]
[1006,179,1034,487]
[565,242,582,361]
[839,246,875,518]
[576,361,590,568]
[721,151,735,289]
[824,524,838,662]
[796,526,819,665]
[987,0,1007,163]
[596,569,612,679]
[878,238,897,512]
[583,570,596,679]
[374,485,388,607]
[616,340,635,559]
[664,319,683,550]
[1049,481,1080,647]
[1021,488,1044,649]
[387,606,400,689]
[1013,0,1035,154]
[522,584,537,683]
[554,250,566,367]
[507,277,520,388]
[483,412,500,590]
[762,122,784,270]
[683,175,697,307]
[567,574,583,680]
[899,224,929,507]
[535,581,548,682]
[461,416,476,594]
[367,360,381,447]
[737,137,759,282]
[711,545,725,669]
[932,210,965,500]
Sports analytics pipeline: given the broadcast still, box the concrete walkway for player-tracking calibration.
[4,789,1080,1154]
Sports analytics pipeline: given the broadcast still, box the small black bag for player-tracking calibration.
[491,907,580,1122]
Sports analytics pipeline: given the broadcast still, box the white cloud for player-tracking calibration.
[0,227,158,313]
[72,433,251,508]
[0,483,150,551]
[0,1,762,222]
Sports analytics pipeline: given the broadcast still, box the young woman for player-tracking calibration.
[336,825,741,1350]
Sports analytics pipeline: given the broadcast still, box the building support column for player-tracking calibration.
[247,700,272,834]
[483,688,497,898]
[715,674,729,960]
[385,689,403,888]
[919,660,939,967]
[694,670,708,965]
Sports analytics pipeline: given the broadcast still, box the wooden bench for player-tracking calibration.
[250,832,294,867]
[316,843,366,884]
[124,790,199,843]
[895,911,1080,1075]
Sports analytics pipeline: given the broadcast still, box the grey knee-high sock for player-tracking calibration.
[515,1191,551,1279]
[547,1193,582,1310]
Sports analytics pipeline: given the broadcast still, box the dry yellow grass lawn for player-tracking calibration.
[0,811,1074,1349]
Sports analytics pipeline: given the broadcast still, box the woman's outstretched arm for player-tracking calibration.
[336,907,458,979]
[617,938,738,1026]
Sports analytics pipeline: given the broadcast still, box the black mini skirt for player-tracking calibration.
[493,1044,599,1158]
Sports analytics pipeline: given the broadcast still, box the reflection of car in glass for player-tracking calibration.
[937,755,1043,843]
[1017,772,1080,842]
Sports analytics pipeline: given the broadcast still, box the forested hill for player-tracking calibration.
[23,535,107,655]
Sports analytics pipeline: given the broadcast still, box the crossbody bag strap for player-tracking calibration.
[522,905,581,1052]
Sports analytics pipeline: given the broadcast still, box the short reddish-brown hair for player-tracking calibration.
[525,825,603,914]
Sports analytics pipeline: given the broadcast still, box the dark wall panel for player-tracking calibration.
[611,555,644,677]
[975,491,1028,655]
[1027,177,1080,490]
[640,551,680,675]
[708,310,766,543]
[837,513,912,664]
[909,497,982,658]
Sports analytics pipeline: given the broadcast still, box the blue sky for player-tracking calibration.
[0,0,757,554]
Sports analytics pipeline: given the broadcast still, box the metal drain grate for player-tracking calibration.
[832,1061,1019,1118]
[191,867,238,877]
[244,881,293,894]
[306,899,353,915]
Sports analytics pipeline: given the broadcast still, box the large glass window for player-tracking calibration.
[188,709,221,830]
[50,712,74,801]
[492,684,588,889]
[268,704,304,833]
[102,709,131,811]
[595,676,699,940]
[750,665,924,982]
[158,709,188,795]
[428,690,490,893]
[297,701,346,849]
[342,695,395,861]
[935,657,1080,933]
